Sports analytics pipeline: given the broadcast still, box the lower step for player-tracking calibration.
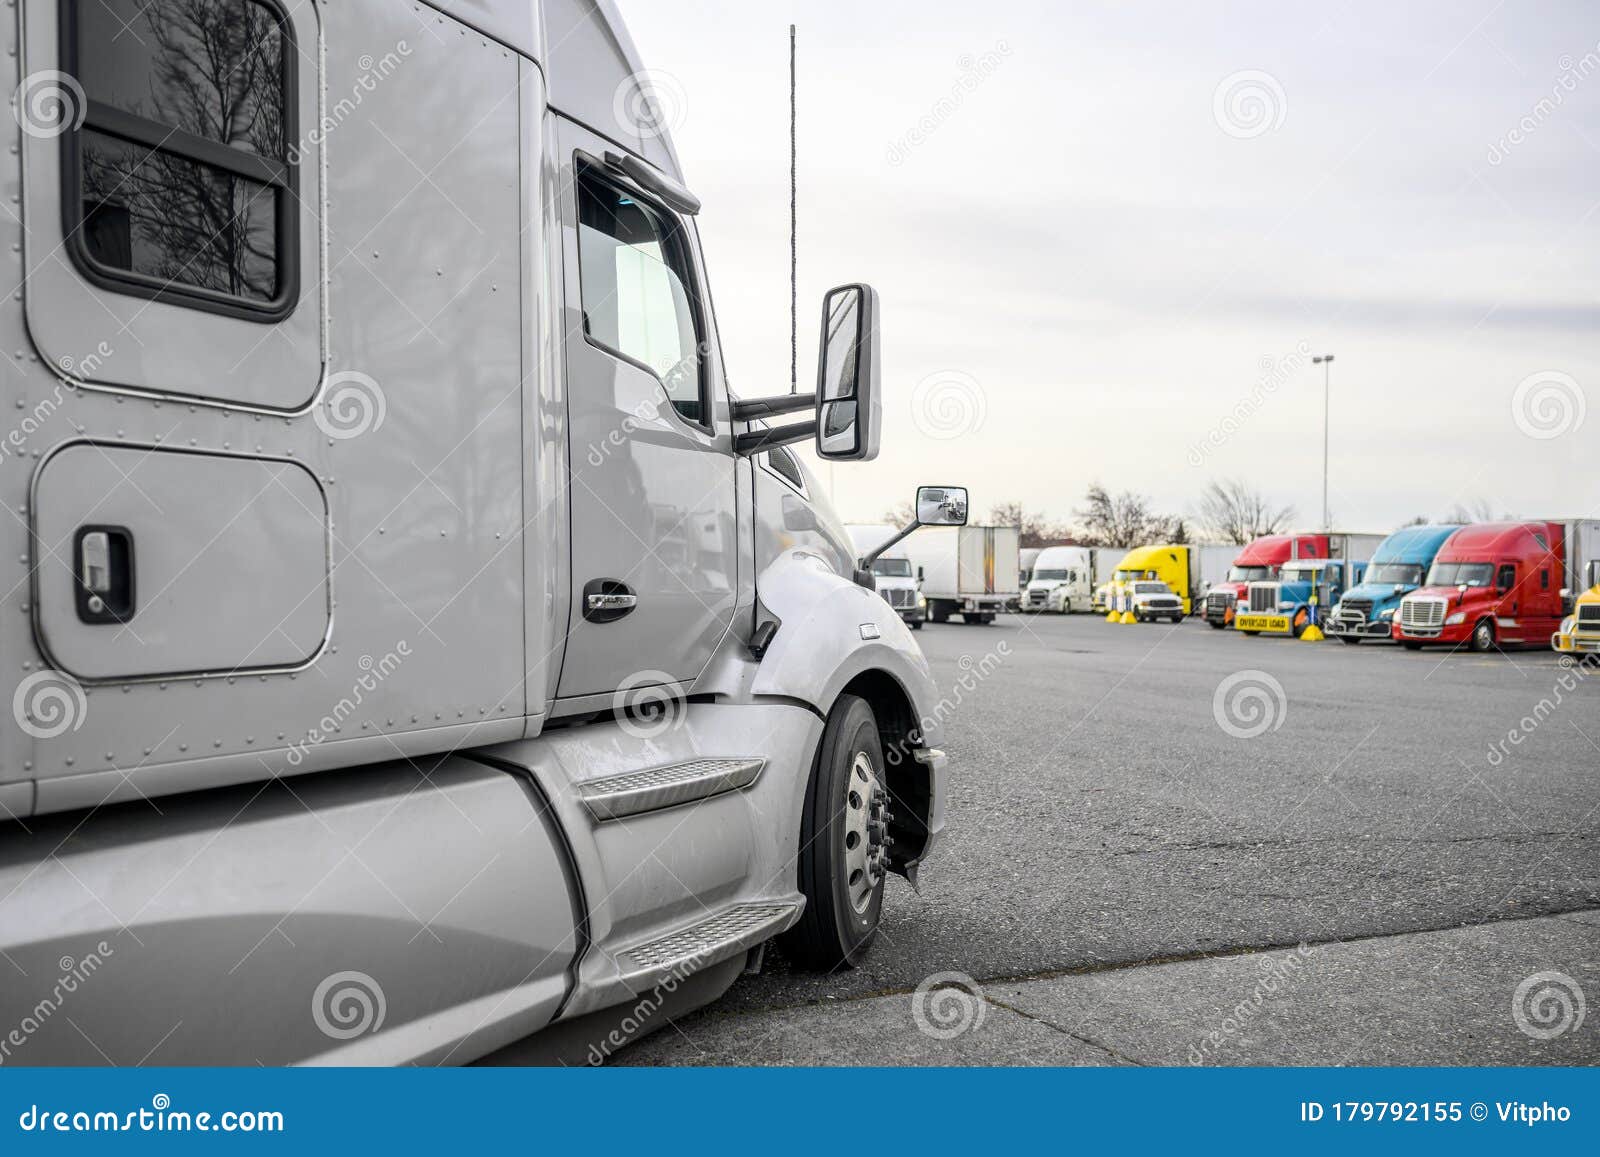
[578,757,765,821]
[616,901,800,981]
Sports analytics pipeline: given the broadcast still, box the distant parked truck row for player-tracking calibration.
[992,521,1600,655]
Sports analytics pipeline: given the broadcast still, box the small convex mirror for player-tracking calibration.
[815,284,882,461]
[916,486,969,526]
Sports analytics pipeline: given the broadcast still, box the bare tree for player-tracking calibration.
[1075,484,1163,548]
[989,501,1074,548]
[882,501,915,526]
[1442,498,1513,523]
[1195,479,1296,545]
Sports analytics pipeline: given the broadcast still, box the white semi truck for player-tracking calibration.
[1021,545,1109,613]
[904,525,1022,624]
[0,0,958,1065]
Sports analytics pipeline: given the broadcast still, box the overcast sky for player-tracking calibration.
[614,0,1600,533]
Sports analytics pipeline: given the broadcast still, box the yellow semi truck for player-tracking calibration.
[1553,560,1600,660]
[1107,544,1234,616]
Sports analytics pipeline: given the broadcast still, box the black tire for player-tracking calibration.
[1240,630,1259,636]
[1469,618,1496,653]
[1402,641,1423,651]
[782,694,887,970]
[930,605,950,624]
[1338,635,1362,645]
[909,619,923,631]
[1208,620,1226,630]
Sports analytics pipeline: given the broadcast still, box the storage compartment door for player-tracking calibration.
[32,444,330,681]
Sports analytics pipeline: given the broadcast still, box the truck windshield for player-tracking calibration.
[1280,567,1317,582]
[871,558,913,578]
[1227,566,1269,582]
[1427,561,1493,587]
[1367,563,1423,585]
[1034,568,1069,581]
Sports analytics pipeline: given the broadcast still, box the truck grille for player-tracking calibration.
[1400,597,1446,630]
[882,588,915,609]
[1578,604,1600,628]
[1148,598,1180,610]
[1339,598,1373,622]
[1247,585,1277,613]
[1025,588,1049,608]
[1207,591,1234,613]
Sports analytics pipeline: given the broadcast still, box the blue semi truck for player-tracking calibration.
[1325,524,1463,644]
[1235,532,1385,638]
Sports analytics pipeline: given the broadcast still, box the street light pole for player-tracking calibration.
[1312,354,1334,530]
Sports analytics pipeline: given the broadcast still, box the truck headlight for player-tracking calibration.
[917,595,927,608]
[1445,612,1465,625]
[1561,616,1574,634]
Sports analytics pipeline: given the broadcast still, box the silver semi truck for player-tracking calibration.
[0,0,954,1065]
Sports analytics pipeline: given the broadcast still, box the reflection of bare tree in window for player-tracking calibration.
[79,0,284,301]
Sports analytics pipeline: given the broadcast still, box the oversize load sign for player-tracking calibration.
[1235,613,1293,634]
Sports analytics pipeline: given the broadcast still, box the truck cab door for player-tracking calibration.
[554,124,737,700]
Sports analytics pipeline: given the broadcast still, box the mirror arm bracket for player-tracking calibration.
[735,421,817,457]
[859,519,920,574]
[731,392,817,422]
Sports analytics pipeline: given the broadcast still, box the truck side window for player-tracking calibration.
[1497,564,1515,592]
[576,165,706,426]
[765,446,804,490]
[63,0,297,317]
[1541,569,1550,590]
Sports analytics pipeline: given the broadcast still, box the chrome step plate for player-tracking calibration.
[616,901,799,979]
[578,757,764,821]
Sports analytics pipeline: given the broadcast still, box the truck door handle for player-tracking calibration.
[74,525,135,624]
[582,578,637,623]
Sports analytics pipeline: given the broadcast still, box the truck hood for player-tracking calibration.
[1407,584,1491,607]
[1342,581,1415,608]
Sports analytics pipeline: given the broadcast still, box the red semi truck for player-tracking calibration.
[1392,520,1600,651]
[1202,534,1332,629]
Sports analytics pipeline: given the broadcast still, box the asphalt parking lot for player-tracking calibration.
[619,612,1600,1065]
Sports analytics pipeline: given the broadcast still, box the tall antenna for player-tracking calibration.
[789,23,797,394]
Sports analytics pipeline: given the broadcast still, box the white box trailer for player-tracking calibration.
[906,525,1021,624]
[1559,520,1600,601]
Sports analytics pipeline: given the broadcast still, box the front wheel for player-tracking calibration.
[782,695,888,970]
[1208,620,1226,630]
[1469,618,1497,653]
[1402,641,1423,651]
[909,619,923,631]
[1338,635,1362,645]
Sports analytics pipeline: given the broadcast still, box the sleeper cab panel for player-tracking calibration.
[18,0,324,411]
[32,443,329,680]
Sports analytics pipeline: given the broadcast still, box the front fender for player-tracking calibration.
[751,550,944,749]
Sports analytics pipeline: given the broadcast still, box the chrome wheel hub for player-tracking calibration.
[842,751,890,914]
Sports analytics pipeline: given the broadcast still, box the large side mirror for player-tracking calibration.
[1588,559,1600,590]
[915,486,968,526]
[815,284,881,461]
